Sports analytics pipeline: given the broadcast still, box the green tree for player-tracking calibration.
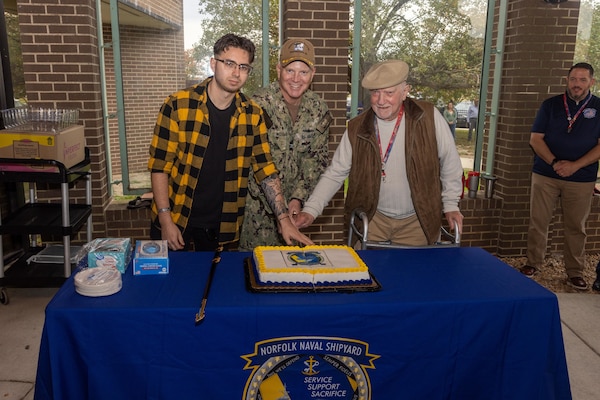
[184,48,200,81]
[357,0,484,106]
[189,0,485,102]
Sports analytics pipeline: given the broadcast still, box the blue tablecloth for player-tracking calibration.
[34,247,571,400]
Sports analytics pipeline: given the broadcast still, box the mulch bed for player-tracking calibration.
[499,253,600,293]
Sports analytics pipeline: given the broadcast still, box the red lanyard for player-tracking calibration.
[563,92,592,133]
[374,104,404,182]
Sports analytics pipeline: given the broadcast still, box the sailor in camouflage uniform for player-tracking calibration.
[239,39,332,250]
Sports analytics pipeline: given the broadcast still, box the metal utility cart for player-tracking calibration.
[0,150,92,305]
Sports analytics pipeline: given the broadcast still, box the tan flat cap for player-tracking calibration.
[362,60,409,89]
[280,39,315,67]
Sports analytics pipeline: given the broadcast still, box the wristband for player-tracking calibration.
[158,207,171,213]
[551,158,559,167]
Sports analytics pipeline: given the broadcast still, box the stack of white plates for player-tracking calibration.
[74,266,122,297]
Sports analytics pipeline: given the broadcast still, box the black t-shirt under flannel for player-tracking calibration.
[188,96,235,229]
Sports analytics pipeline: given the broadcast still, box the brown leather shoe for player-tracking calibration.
[519,265,537,277]
[567,277,588,290]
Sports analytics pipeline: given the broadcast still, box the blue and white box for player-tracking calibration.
[133,240,169,275]
[87,238,132,273]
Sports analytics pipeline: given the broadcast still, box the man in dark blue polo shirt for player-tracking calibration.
[520,62,600,290]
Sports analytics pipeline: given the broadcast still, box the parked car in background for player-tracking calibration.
[455,101,472,128]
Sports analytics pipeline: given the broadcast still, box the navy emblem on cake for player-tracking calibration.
[286,251,325,266]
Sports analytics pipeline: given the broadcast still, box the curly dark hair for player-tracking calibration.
[213,34,256,64]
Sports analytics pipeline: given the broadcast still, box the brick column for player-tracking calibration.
[283,0,350,244]
[489,0,583,255]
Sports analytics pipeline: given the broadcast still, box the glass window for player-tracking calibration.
[2,4,26,109]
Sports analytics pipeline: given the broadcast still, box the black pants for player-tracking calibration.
[150,222,222,252]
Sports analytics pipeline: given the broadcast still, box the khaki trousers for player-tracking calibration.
[526,173,595,278]
[366,211,429,247]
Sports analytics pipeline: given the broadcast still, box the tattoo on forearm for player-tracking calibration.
[261,174,287,218]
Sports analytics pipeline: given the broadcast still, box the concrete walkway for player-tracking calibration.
[556,292,600,400]
[0,287,57,400]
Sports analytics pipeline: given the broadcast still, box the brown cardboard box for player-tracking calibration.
[0,125,85,171]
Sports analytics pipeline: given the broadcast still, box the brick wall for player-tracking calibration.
[460,197,502,253]
[17,0,108,239]
[105,205,151,240]
[137,0,180,24]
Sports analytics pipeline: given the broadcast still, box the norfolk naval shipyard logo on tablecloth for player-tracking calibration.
[241,336,380,399]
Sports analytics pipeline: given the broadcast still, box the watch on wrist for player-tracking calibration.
[551,158,559,167]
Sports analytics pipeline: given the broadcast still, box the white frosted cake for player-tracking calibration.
[252,245,371,286]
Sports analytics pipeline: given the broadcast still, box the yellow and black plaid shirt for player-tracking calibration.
[148,78,278,244]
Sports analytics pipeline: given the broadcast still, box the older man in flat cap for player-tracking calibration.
[296,59,463,246]
[239,39,332,250]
